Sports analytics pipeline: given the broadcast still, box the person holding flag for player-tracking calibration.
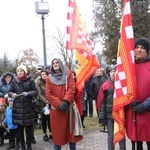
[125,37,150,150]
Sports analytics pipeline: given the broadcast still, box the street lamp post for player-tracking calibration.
[35,1,49,69]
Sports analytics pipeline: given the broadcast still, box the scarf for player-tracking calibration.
[17,74,27,81]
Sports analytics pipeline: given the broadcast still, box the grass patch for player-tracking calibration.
[34,114,101,135]
[84,116,101,130]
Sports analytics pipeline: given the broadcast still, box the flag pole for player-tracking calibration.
[100,125,108,150]
[133,113,137,150]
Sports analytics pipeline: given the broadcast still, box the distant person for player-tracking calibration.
[0,98,6,146]
[35,65,43,79]
[85,75,93,118]
[8,64,38,150]
[45,65,51,74]
[91,68,107,120]
[35,70,52,142]
[105,59,117,75]
[0,72,14,101]
[91,68,107,102]
[46,58,83,150]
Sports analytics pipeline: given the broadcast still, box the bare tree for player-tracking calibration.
[17,48,39,67]
[47,27,74,70]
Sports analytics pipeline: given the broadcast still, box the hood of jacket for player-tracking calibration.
[0,72,14,85]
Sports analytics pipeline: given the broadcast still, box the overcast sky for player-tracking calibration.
[0,0,94,65]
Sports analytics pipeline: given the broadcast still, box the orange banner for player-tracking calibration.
[66,0,100,92]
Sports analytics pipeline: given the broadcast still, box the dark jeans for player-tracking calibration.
[31,123,35,141]
[42,114,50,134]
[18,124,32,148]
[85,95,93,116]
[53,143,76,150]
[0,127,5,144]
[131,141,150,150]
[9,128,19,145]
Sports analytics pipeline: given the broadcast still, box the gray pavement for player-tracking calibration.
[0,129,147,150]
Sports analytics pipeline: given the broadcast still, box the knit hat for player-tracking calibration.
[0,98,6,105]
[17,65,27,73]
[37,65,43,70]
[45,65,51,70]
[135,37,150,54]
[108,65,116,72]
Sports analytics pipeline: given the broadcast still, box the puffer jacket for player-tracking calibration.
[8,75,38,126]
[0,72,14,97]
[98,79,114,120]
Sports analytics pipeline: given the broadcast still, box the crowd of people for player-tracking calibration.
[0,37,150,150]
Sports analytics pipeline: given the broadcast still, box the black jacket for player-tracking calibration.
[98,79,114,120]
[9,75,38,126]
[90,76,107,100]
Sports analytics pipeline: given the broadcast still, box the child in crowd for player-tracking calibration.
[0,98,6,146]
[2,98,20,150]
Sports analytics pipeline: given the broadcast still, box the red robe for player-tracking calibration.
[125,61,150,141]
[46,70,83,145]
[75,88,83,115]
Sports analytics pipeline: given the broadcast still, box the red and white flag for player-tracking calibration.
[112,0,137,144]
[66,0,99,92]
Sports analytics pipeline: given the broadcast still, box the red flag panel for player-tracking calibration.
[113,0,137,145]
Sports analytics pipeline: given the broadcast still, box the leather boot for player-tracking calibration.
[27,146,32,150]
[14,143,20,150]
[6,142,15,150]
[0,137,4,146]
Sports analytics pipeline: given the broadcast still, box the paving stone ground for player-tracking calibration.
[0,129,147,150]
[0,105,147,150]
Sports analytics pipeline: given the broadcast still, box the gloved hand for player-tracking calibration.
[4,94,8,99]
[143,97,150,109]
[132,103,147,114]
[2,122,6,128]
[99,119,107,126]
[128,100,140,107]
[58,100,70,111]
[21,92,28,97]
[12,93,17,99]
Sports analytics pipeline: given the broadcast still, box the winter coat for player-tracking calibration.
[35,76,47,109]
[90,76,107,100]
[3,107,18,129]
[0,72,14,98]
[81,87,87,111]
[46,70,83,145]
[125,61,150,141]
[96,79,114,120]
[85,75,93,97]
[8,75,38,126]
